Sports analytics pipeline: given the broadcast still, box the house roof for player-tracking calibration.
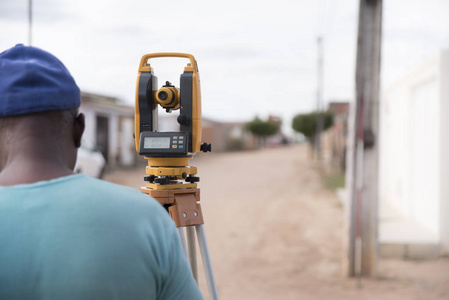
[328,102,349,116]
[81,92,134,116]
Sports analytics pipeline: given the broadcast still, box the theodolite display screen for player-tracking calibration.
[139,131,189,156]
[144,137,170,149]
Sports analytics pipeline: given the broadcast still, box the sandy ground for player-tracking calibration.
[105,144,449,300]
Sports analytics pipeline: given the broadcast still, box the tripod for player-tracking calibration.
[141,187,219,300]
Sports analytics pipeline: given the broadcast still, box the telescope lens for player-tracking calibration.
[158,91,168,100]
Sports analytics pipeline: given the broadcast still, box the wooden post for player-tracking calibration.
[346,0,382,277]
[315,36,324,159]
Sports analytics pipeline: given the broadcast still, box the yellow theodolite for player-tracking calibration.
[134,53,218,300]
[134,53,211,191]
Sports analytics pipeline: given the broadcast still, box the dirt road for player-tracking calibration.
[105,144,449,300]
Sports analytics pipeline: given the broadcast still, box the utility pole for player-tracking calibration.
[346,0,382,278]
[315,36,324,159]
[28,0,33,46]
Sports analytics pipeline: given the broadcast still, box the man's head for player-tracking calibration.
[0,44,81,117]
[0,44,84,183]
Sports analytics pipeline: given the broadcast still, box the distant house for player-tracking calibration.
[202,118,234,152]
[211,120,256,151]
[319,102,350,172]
[158,114,255,152]
[379,49,449,258]
[266,115,287,147]
[79,92,138,169]
[327,102,350,172]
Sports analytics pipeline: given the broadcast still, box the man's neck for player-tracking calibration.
[0,145,74,186]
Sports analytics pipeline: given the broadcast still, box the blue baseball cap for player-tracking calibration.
[0,44,80,117]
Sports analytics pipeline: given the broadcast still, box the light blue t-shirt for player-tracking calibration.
[0,174,203,300]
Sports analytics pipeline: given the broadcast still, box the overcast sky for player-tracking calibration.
[1,0,448,135]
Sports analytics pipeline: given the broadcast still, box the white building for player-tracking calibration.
[79,92,138,169]
[379,49,449,258]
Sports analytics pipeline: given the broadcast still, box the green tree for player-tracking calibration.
[291,111,333,141]
[245,117,279,147]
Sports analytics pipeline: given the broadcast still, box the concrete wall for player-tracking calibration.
[81,109,97,147]
[79,98,135,168]
[119,118,136,166]
[380,50,449,253]
[439,50,449,253]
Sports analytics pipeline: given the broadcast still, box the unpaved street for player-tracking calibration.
[105,144,449,300]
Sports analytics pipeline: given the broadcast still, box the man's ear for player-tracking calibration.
[74,113,85,148]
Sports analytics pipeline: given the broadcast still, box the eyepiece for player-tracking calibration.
[158,91,168,101]
[155,86,180,110]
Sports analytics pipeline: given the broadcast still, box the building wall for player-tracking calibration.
[439,50,449,253]
[380,51,448,247]
[326,102,349,172]
[119,118,136,166]
[409,73,440,236]
[202,119,228,152]
[109,114,119,165]
[79,96,136,168]
[81,109,97,148]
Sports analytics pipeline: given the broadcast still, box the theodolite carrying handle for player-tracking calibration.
[138,53,198,73]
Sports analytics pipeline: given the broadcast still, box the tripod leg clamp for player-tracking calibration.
[169,193,204,227]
